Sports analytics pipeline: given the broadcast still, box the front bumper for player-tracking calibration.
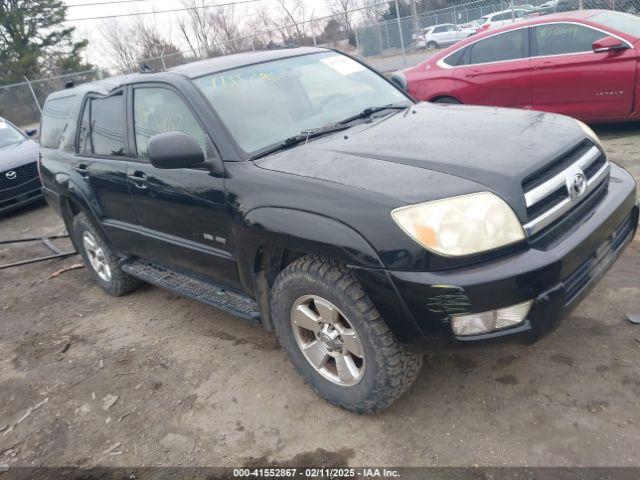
[0,178,43,214]
[378,164,638,343]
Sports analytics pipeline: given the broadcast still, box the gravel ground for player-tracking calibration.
[0,123,639,469]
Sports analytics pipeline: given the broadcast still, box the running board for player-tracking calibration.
[121,260,261,323]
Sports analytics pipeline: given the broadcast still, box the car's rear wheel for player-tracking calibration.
[72,213,142,296]
[270,255,423,413]
[433,96,461,104]
[427,41,438,49]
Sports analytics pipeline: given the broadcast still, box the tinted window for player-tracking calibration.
[78,94,126,157]
[469,29,526,64]
[433,26,447,33]
[443,46,468,66]
[133,88,208,159]
[534,23,605,56]
[40,96,75,149]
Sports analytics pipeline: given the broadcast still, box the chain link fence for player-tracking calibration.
[2,0,639,129]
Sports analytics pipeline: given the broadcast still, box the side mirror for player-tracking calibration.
[390,72,408,92]
[592,36,628,53]
[148,131,205,169]
[25,128,38,138]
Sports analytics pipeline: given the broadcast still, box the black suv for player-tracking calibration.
[39,47,638,413]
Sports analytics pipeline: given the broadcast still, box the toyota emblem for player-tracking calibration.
[5,170,17,180]
[571,172,587,197]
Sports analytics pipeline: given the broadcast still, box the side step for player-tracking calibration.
[121,259,261,324]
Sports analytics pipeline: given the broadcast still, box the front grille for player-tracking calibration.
[522,141,610,237]
[563,212,636,306]
[0,162,39,191]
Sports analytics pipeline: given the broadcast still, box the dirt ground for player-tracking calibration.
[1,123,639,469]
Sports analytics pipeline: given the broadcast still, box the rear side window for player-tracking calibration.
[533,23,605,56]
[468,29,527,64]
[40,96,75,149]
[442,46,469,66]
[78,93,126,157]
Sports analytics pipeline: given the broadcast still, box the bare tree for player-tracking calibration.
[100,18,138,73]
[273,0,308,41]
[177,0,219,58]
[132,14,183,69]
[209,5,247,54]
[328,0,354,32]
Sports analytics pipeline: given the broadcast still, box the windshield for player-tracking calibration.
[194,52,410,155]
[0,119,26,149]
[593,11,640,37]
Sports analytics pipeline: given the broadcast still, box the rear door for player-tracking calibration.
[126,84,240,288]
[76,90,139,250]
[530,22,636,120]
[453,28,532,107]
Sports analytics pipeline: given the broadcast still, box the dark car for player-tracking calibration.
[0,117,41,214]
[39,47,638,413]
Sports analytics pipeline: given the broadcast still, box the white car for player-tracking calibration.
[415,23,475,49]
[475,8,531,33]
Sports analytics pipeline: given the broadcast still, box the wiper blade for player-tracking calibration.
[249,123,351,160]
[338,104,410,125]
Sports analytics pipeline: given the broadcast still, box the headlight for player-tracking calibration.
[391,192,525,256]
[576,120,602,149]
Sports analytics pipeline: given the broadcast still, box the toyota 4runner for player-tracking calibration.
[39,47,638,413]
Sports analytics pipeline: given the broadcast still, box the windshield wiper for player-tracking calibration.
[249,123,351,160]
[338,103,411,125]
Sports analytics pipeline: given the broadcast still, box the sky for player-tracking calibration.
[62,0,335,69]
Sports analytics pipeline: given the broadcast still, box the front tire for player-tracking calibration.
[433,96,461,104]
[427,41,438,49]
[270,256,423,413]
[72,213,141,296]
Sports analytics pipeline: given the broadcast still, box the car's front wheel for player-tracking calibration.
[72,213,142,296]
[427,40,438,49]
[270,255,423,413]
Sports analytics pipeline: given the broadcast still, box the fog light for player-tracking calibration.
[451,300,532,336]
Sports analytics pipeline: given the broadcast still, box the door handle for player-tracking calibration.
[128,171,148,189]
[75,164,89,177]
[534,61,555,70]
[465,69,484,78]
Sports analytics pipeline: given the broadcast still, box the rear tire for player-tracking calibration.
[270,255,423,414]
[72,213,142,296]
[433,96,461,104]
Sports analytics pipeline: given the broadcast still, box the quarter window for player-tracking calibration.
[40,96,75,149]
[533,23,606,56]
[78,93,126,157]
[468,29,526,64]
[133,87,208,159]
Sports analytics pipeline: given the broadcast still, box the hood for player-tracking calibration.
[256,103,586,221]
[0,139,39,172]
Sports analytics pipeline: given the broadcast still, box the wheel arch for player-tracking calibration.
[237,208,424,342]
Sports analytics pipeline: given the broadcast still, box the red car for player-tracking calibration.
[399,10,640,122]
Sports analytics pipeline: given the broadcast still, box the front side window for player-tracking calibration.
[433,26,447,33]
[79,94,126,157]
[194,52,410,155]
[533,23,606,56]
[468,29,526,64]
[0,119,26,149]
[40,95,75,149]
[133,88,208,159]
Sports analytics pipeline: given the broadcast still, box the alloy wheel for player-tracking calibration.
[290,295,365,386]
[82,231,112,282]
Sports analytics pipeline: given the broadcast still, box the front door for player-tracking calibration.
[453,28,531,107]
[126,85,240,288]
[530,22,636,120]
[76,90,139,251]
